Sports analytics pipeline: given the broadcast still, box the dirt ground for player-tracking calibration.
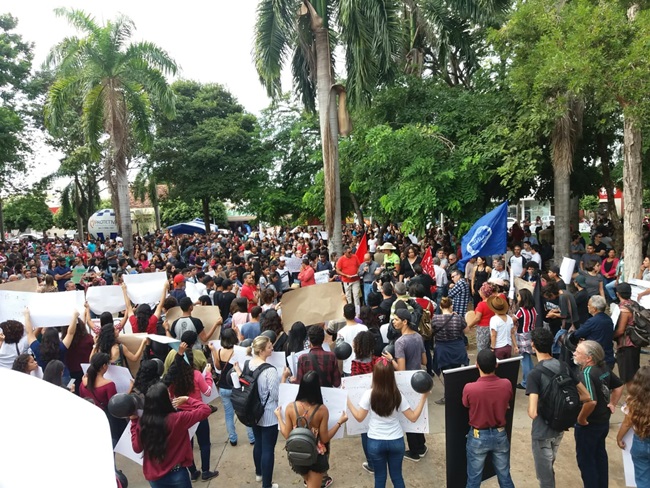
[117,346,630,488]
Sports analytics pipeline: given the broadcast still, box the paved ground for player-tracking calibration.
[118,348,630,488]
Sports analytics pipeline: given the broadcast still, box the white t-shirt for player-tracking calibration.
[509,255,526,277]
[489,315,514,348]
[0,334,29,369]
[530,253,542,266]
[337,323,368,374]
[359,389,409,440]
[368,238,378,253]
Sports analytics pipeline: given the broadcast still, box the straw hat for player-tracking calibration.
[487,295,509,315]
[379,242,396,251]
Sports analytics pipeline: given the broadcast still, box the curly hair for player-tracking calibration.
[97,324,117,355]
[628,366,650,438]
[163,351,196,397]
[1,320,25,344]
[353,330,376,361]
[261,309,283,336]
[132,360,161,396]
[11,353,32,373]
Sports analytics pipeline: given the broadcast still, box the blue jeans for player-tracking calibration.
[632,434,650,487]
[252,424,279,488]
[574,422,609,488]
[149,467,192,488]
[363,282,373,305]
[189,418,211,473]
[361,433,373,469]
[605,279,617,301]
[367,437,405,488]
[466,428,515,488]
[220,387,255,443]
[520,352,534,388]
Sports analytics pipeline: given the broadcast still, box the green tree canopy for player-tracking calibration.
[159,198,228,229]
[4,193,53,232]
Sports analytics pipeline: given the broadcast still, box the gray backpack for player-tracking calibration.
[285,402,321,467]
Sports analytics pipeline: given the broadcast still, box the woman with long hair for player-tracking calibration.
[275,371,348,488]
[91,322,147,367]
[211,328,255,446]
[617,366,650,486]
[285,321,308,356]
[399,246,421,282]
[347,359,429,488]
[261,309,288,351]
[131,382,211,488]
[38,274,58,293]
[163,342,217,482]
[79,352,124,447]
[130,360,162,400]
[233,335,290,488]
[25,308,78,381]
[488,295,518,360]
[514,289,537,390]
[43,359,66,388]
[63,302,95,394]
[11,353,38,374]
[466,282,496,353]
[470,256,491,307]
[122,281,167,334]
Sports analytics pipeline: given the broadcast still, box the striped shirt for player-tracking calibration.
[515,307,537,334]
[250,362,279,427]
[448,278,471,316]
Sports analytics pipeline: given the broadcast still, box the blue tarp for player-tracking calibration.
[167,219,218,235]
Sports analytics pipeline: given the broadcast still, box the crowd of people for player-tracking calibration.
[1,215,650,487]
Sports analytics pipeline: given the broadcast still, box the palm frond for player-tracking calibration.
[123,41,179,76]
[53,8,99,35]
[122,80,154,152]
[124,59,176,118]
[109,14,136,52]
[82,83,107,157]
[292,41,317,112]
[45,77,82,134]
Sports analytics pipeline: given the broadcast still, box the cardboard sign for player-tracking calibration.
[280,282,344,329]
[0,277,38,292]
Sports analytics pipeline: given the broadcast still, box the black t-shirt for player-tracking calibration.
[379,296,396,317]
[592,242,608,256]
[170,316,205,339]
[526,358,581,439]
[580,364,622,424]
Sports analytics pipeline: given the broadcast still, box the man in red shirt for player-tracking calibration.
[336,246,361,307]
[462,349,515,488]
[240,272,259,313]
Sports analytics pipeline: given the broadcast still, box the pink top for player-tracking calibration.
[298,266,316,286]
[169,369,212,402]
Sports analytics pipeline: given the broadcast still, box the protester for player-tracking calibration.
[617,366,650,487]
[572,296,615,370]
[613,282,641,388]
[346,358,428,488]
[466,282,496,353]
[487,295,518,360]
[336,303,368,377]
[514,289,537,390]
[573,340,624,487]
[291,325,341,387]
[462,349,515,488]
[0,319,29,369]
[11,352,38,374]
[276,371,348,488]
[131,382,212,487]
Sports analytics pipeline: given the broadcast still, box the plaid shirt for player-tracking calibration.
[448,278,470,316]
[296,346,341,388]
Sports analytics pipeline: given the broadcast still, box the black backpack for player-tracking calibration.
[537,363,581,431]
[285,402,321,467]
[231,361,275,427]
[623,301,650,347]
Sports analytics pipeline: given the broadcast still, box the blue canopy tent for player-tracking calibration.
[167,219,218,235]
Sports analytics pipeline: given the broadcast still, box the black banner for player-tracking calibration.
[443,357,521,488]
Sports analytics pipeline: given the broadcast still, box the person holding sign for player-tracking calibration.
[123,281,168,334]
[346,358,429,488]
[275,371,348,488]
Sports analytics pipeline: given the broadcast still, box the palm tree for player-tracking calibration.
[44,8,177,253]
[132,168,162,231]
[254,0,401,254]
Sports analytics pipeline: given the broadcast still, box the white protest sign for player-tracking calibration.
[319,231,328,241]
[315,270,330,285]
[629,279,650,308]
[278,383,347,439]
[342,371,429,435]
[285,257,303,274]
[621,428,637,487]
[29,290,85,328]
[185,281,202,303]
[288,349,310,377]
[82,363,133,394]
[0,290,31,322]
[123,272,167,305]
[267,351,287,373]
[87,286,126,314]
[147,334,181,346]
[610,303,620,328]
[201,374,220,404]
[229,345,251,367]
[560,257,576,285]
[1,369,115,488]
[229,346,284,378]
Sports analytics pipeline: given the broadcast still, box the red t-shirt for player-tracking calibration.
[462,375,513,429]
[475,300,494,327]
[240,284,257,312]
[129,314,158,334]
[337,255,361,283]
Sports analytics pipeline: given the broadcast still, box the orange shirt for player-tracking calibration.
[337,255,361,283]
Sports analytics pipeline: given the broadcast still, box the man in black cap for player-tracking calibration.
[547,265,566,290]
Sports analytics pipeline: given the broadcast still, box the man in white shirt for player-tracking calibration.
[337,303,368,376]
[509,245,528,278]
[367,233,378,255]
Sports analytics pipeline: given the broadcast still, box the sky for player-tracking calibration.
[7,0,291,201]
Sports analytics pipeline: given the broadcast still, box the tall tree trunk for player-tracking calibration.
[74,176,85,240]
[570,196,580,237]
[551,96,583,262]
[596,132,624,253]
[202,196,211,234]
[623,116,643,281]
[115,156,133,254]
[350,193,364,228]
[304,0,343,256]
[0,197,4,242]
[152,186,161,231]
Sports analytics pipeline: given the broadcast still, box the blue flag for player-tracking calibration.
[458,202,508,272]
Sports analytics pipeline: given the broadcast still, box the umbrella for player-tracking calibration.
[167,218,218,235]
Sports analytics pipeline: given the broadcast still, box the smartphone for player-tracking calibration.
[67,378,76,389]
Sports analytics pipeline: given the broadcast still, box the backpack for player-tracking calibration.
[537,363,581,431]
[407,299,431,339]
[285,402,321,467]
[623,301,650,347]
[231,361,274,427]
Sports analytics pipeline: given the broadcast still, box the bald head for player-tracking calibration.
[364,253,372,263]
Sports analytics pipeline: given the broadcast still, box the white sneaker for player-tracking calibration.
[272,484,279,488]
[256,475,262,482]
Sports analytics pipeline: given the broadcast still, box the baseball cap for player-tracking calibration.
[173,274,185,285]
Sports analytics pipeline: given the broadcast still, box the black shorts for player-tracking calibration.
[290,453,330,476]
[616,346,641,383]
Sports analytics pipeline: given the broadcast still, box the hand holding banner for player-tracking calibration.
[123,272,168,305]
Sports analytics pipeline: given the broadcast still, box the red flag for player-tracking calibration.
[355,233,368,263]
[421,246,434,277]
